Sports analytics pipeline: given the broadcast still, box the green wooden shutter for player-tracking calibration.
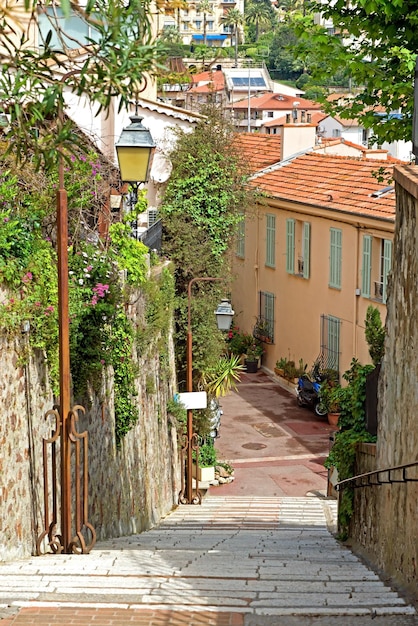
[328,315,340,372]
[286,219,295,274]
[264,292,275,342]
[382,239,392,303]
[361,235,372,297]
[266,214,276,267]
[329,228,342,288]
[303,222,310,279]
[236,215,245,258]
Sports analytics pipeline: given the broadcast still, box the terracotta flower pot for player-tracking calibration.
[327,412,340,427]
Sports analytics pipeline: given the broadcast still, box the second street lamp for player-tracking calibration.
[179,278,234,505]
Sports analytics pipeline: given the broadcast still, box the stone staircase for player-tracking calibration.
[0,495,416,619]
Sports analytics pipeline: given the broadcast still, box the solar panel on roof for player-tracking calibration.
[231,77,266,87]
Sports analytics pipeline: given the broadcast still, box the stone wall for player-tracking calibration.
[0,273,180,562]
[351,165,418,599]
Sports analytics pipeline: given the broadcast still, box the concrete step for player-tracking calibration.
[0,496,415,618]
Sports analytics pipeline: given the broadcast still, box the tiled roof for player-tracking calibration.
[230,92,323,111]
[253,153,395,221]
[234,133,281,172]
[189,70,225,93]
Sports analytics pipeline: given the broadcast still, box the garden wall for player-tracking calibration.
[0,273,180,562]
[351,165,418,600]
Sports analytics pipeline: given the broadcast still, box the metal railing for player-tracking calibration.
[139,219,162,252]
[336,460,418,491]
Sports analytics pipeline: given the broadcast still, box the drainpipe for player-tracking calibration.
[353,224,361,359]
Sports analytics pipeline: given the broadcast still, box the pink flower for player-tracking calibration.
[22,272,33,284]
[86,265,93,271]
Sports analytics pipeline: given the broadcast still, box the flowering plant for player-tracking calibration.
[245,341,264,361]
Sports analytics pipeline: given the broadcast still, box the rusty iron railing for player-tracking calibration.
[178,433,202,505]
[36,405,96,555]
[336,460,418,492]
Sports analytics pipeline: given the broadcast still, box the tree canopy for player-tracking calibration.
[0,0,166,169]
[292,0,418,144]
[160,106,255,387]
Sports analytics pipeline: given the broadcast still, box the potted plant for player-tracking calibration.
[319,381,345,426]
[245,341,264,372]
[193,440,217,483]
[274,357,287,377]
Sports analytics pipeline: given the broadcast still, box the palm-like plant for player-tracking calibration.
[196,0,213,46]
[220,8,244,67]
[245,1,272,42]
[202,354,244,398]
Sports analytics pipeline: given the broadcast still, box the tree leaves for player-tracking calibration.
[0,0,166,169]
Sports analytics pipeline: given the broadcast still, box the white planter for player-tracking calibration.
[193,464,215,483]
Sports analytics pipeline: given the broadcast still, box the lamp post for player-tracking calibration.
[37,72,98,555]
[180,278,234,505]
[115,109,156,229]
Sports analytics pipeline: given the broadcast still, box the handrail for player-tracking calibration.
[336,460,418,491]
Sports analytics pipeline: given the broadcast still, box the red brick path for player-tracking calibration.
[1,608,244,626]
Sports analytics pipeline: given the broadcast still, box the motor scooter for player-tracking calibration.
[296,370,327,417]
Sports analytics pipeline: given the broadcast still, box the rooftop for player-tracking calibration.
[230,92,323,111]
[253,153,396,221]
[234,133,281,172]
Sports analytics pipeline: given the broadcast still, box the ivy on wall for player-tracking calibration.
[0,150,175,446]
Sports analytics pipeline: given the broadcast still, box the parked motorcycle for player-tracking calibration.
[296,370,327,417]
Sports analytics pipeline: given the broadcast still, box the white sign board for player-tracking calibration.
[175,391,207,410]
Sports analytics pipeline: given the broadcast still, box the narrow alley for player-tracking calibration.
[0,371,416,625]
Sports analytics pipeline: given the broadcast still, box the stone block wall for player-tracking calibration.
[351,165,418,599]
[0,278,180,562]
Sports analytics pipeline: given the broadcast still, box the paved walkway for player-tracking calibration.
[1,370,417,625]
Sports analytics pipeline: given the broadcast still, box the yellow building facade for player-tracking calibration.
[231,148,396,379]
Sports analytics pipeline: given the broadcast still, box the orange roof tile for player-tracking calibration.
[230,92,323,111]
[190,70,225,93]
[253,153,395,221]
[234,133,281,172]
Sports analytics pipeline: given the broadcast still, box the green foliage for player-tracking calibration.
[291,2,418,144]
[319,382,347,414]
[160,106,255,389]
[0,149,175,444]
[109,312,139,446]
[365,305,385,366]
[324,358,376,538]
[108,222,149,286]
[195,439,217,467]
[0,0,166,170]
[203,354,244,398]
[226,326,254,356]
[167,398,187,434]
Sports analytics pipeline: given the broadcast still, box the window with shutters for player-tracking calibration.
[286,219,310,278]
[265,214,276,267]
[318,314,341,374]
[256,291,275,343]
[361,234,392,303]
[329,227,342,289]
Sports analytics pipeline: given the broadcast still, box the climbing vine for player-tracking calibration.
[325,359,376,539]
[0,148,173,445]
[160,105,257,389]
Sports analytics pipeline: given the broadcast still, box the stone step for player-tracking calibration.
[0,496,415,618]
